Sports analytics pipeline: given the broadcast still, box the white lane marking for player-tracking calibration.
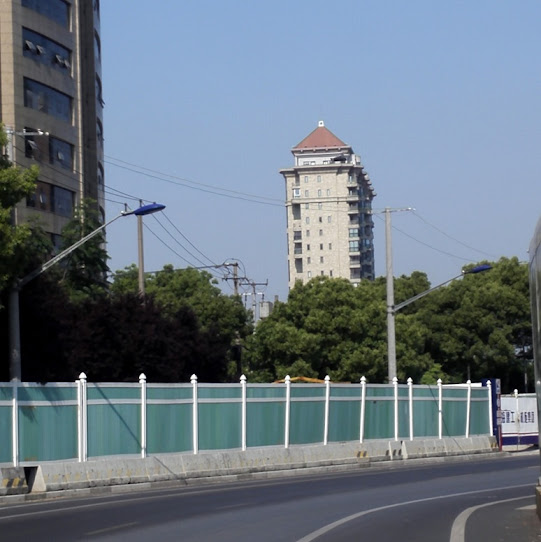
[296,484,532,542]
[449,495,533,542]
[86,521,138,536]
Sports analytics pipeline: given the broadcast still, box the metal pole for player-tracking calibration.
[137,201,145,296]
[385,208,397,382]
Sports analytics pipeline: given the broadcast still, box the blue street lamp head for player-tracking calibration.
[133,202,166,216]
[463,264,492,275]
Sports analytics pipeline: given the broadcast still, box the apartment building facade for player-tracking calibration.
[0,0,104,246]
[280,121,376,290]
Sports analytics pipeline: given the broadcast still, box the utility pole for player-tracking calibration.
[240,279,268,323]
[137,199,145,296]
[371,207,414,382]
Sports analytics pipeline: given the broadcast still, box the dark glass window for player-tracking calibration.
[52,186,74,217]
[96,119,104,148]
[94,31,101,62]
[24,78,72,123]
[22,0,70,28]
[22,28,71,72]
[26,181,52,211]
[49,136,73,170]
[27,181,74,218]
[95,76,104,107]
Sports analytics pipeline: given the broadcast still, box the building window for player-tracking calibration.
[98,164,104,186]
[305,203,310,210]
[318,202,322,210]
[349,241,360,252]
[22,0,70,28]
[304,190,309,197]
[293,231,302,241]
[306,230,310,237]
[304,176,309,182]
[317,189,322,197]
[52,186,74,217]
[307,271,312,278]
[320,256,324,264]
[318,216,323,223]
[305,217,310,224]
[293,188,300,198]
[326,189,331,196]
[94,31,101,62]
[294,243,303,255]
[307,257,311,264]
[327,216,332,223]
[96,76,105,107]
[319,243,323,250]
[97,119,104,148]
[49,136,73,170]
[24,78,71,122]
[323,160,329,164]
[328,243,332,250]
[330,270,333,277]
[349,228,359,238]
[319,229,323,236]
[320,271,324,276]
[292,204,301,220]
[317,175,321,182]
[306,244,311,251]
[22,28,71,71]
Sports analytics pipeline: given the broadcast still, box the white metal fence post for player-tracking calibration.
[12,379,19,467]
[360,376,366,444]
[77,372,87,462]
[487,380,493,435]
[438,379,443,439]
[465,379,472,438]
[240,374,247,451]
[407,377,413,441]
[284,375,291,449]
[514,388,520,445]
[140,373,147,458]
[191,374,198,454]
[393,377,399,441]
[324,375,330,445]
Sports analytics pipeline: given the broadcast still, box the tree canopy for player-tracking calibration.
[247,258,532,392]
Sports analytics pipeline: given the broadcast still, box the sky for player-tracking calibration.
[100,1,540,304]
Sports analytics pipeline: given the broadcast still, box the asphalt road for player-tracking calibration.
[0,453,539,541]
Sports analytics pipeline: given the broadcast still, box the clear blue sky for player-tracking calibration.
[101,1,540,302]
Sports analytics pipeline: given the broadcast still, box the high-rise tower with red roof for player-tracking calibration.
[280,121,376,290]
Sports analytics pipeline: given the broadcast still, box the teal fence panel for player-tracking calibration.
[0,385,12,463]
[412,387,439,437]
[364,385,394,439]
[397,386,410,439]
[470,388,490,435]
[147,385,193,453]
[18,383,77,462]
[441,387,468,437]
[289,385,325,445]
[198,385,241,450]
[328,385,361,442]
[246,385,285,447]
[87,384,141,457]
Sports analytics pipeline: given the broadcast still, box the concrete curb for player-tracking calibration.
[15,436,498,496]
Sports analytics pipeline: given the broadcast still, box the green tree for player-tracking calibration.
[58,198,109,302]
[0,124,42,298]
[111,265,252,381]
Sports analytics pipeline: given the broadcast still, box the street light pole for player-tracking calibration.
[385,208,397,382]
[387,263,492,384]
[137,200,145,296]
[8,202,165,381]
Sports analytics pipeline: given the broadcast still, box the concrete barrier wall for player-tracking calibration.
[28,436,497,494]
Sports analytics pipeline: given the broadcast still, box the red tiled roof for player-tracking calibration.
[292,122,349,150]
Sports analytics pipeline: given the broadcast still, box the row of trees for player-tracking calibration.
[0,126,533,390]
[245,259,532,393]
